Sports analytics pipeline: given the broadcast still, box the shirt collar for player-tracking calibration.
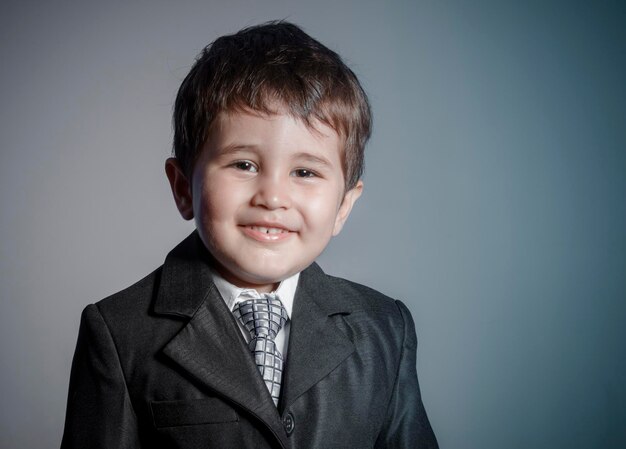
[210,270,299,319]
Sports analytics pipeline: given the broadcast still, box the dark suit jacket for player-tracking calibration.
[61,232,438,449]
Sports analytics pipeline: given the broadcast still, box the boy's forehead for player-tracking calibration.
[209,107,345,150]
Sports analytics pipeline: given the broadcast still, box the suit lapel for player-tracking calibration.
[279,264,355,412]
[153,232,288,448]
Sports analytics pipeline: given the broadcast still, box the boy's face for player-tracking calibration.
[166,109,362,292]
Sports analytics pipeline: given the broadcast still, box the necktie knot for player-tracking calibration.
[234,295,288,341]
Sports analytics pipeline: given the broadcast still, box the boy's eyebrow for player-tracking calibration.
[290,152,334,168]
[213,143,259,156]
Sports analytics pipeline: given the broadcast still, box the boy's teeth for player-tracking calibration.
[251,226,285,234]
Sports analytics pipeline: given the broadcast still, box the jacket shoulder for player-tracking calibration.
[323,272,402,314]
[94,266,163,323]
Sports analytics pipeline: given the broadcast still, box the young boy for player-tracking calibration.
[61,21,438,449]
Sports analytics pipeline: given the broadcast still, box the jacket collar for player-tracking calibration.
[153,231,215,318]
[278,262,356,412]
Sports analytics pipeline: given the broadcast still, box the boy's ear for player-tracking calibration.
[332,180,363,236]
[165,157,194,220]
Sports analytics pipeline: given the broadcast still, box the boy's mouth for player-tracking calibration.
[240,222,295,242]
[247,226,290,235]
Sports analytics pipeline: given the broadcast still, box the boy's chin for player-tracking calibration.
[232,277,281,293]
[216,266,286,293]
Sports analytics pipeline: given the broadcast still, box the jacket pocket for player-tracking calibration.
[151,397,238,428]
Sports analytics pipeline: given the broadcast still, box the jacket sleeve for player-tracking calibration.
[61,304,141,449]
[375,300,439,449]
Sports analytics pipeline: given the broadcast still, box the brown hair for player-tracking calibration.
[172,21,372,190]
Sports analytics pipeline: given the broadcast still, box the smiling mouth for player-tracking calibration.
[247,225,290,235]
[241,224,294,242]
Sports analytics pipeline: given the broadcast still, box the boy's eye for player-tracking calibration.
[292,168,317,178]
[232,161,258,172]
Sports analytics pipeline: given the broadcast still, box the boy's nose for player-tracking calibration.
[250,175,292,210]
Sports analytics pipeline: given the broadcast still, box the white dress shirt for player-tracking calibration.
[210,270,299,362]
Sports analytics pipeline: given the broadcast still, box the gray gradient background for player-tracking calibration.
[1,1,624,448]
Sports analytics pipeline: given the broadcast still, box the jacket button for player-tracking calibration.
[283,412,295,435]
